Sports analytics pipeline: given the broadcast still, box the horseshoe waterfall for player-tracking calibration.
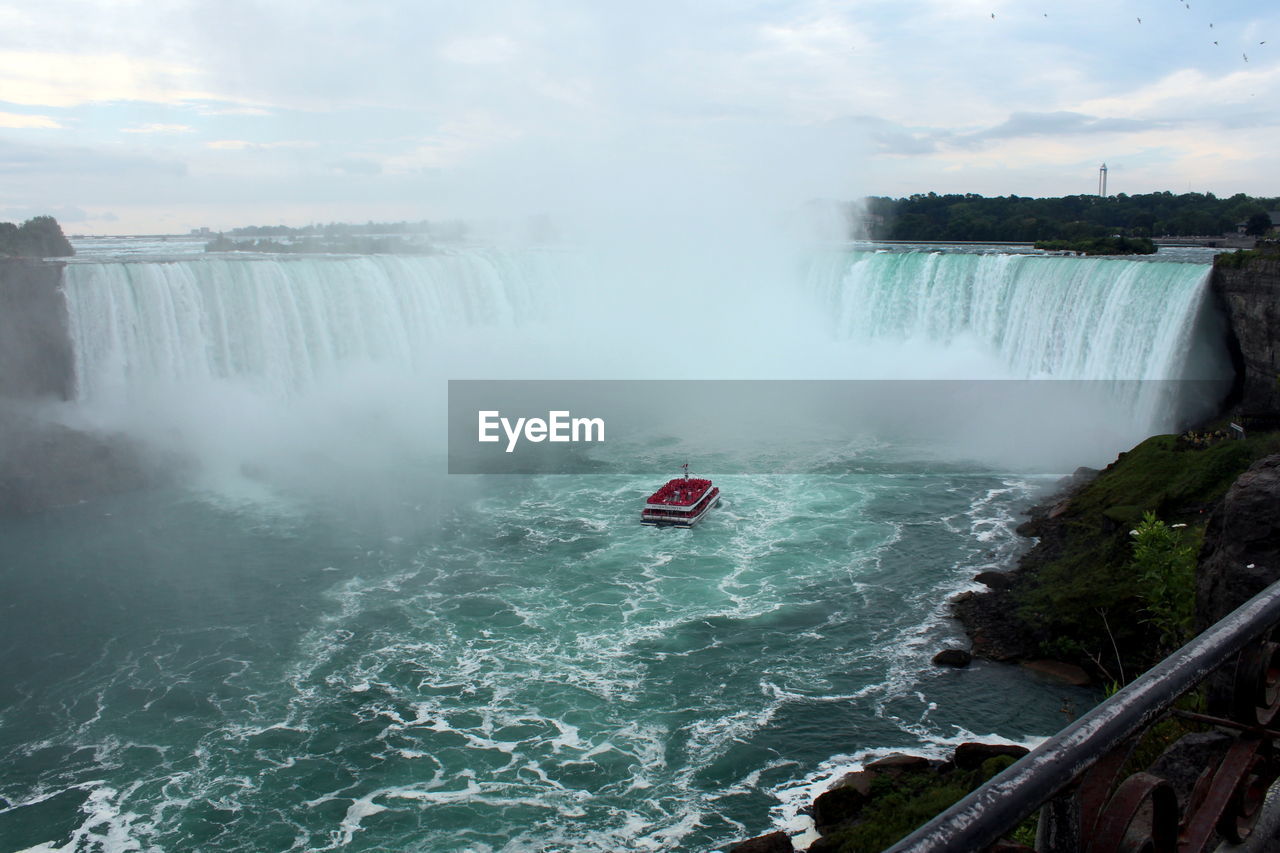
[0,243,1230,852]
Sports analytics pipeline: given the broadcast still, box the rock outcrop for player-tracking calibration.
[931,648,972,668]
[0,258,73,400]
[732,743,1028,852]
[1194,453,1280,630]
[729,831,794,853]
[0,260,159,513]
[950,585,1034,662]
[1210,246,1280,421]
[0,408,153,514]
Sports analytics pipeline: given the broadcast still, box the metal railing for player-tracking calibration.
[884,580,1280,852]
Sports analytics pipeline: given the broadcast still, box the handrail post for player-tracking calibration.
[1035,790,1079,852]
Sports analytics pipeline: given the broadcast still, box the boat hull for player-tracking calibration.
[640,494,720,528]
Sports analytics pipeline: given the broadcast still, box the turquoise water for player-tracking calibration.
[0,459,1097,852]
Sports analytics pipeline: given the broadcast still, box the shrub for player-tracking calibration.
[1129,511,1196,655]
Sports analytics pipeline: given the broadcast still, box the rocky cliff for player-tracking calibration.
[0,258,73,399]
[0,259,156,512]
[1195,453,1280,630]
[1211,246,1280,421]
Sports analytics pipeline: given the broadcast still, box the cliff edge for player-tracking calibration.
[1211,243,1280,422]
[0,259,158,513]
[0,258,73,400]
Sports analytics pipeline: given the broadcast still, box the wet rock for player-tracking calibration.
[812,771,873,832]
[864,753,933,773]
[932,648,972,668]
[729,830,794,853]
[974,570,1014,589]
[805,835,845,853]
[953,742,1029,771]
[950,589,1033,662]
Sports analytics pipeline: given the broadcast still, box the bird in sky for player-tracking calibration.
[1137,17,1141,23]
[1243,52,1249,61]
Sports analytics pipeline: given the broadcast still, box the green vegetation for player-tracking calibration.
[1245,211,1273,236]
[1215,240,1280,269]
[1015,430,1280,680]
[1130,511,1197,655]
[1215,248,1262,269]
[817,757,1016,852]
[0,216,74,258]
[861,191,1278,242]
[1034,236,1156,255]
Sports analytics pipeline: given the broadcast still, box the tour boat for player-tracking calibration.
[641,464,720,528]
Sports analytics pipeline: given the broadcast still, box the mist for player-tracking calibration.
[49,230,1232,514]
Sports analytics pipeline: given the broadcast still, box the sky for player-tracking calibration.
[0,0,1276,235]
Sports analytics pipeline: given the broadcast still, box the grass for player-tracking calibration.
[816,757,1018,852]
[1013,430,1280,678]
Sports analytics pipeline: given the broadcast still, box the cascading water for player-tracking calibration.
[64,250,566,401]
[0,244,1231,852]
[810,250,1222,381]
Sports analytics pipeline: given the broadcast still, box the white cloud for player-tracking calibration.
[381,114,524,173]
[0,0,1275,233]
[206,140,318,151]
[1076,65,1280,120]
[0,49,246,108]
[0,111,61,128]
[122,123,194,134]
[197,105,272,117]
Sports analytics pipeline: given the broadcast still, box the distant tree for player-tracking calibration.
[0,216,74,257]
[861,190,1274,243]
[1246,211,1274,237]
[19,216,74,256]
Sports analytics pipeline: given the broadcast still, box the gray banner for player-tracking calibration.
[447,379,1230,474]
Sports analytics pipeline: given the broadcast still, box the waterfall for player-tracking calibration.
[810,250,1223,381]
[62,247,1226,397]
[56,246,1231,476]
[63,249,570,401]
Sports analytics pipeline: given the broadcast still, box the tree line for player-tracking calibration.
[0,216,74,258]
[226,219,469,240]
[205,233,434,255]
[861,191,1277,242]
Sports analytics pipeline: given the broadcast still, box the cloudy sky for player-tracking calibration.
[0,0,1275,235]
